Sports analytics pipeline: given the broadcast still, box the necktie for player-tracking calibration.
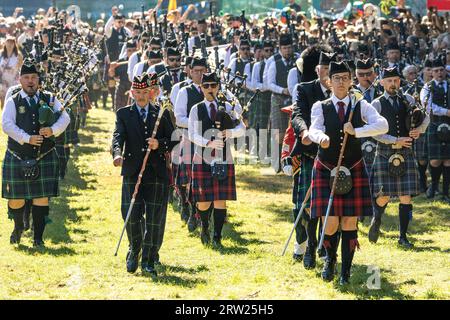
[140,108,146,122]
[364,89,372,103]
[172,71,178,83]
[325,89,331,98]
[209,102,217,121]
[337,101,346,124]
[391,96,399,112]
[28,96,37,107]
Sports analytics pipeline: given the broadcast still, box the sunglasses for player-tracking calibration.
[357,71,373,77]
[168,57,181,62]
[202,83,218,89]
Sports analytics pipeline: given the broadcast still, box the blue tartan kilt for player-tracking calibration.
[295,155,314,209]
[427,122,450,160]
[370,145,420,197]
[414,133,428,162]
[2,149,60,200]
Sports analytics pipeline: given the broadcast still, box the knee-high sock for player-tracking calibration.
[430,165,442,190]
[306,217,319,249]
[373,200,387,220]
[23,200,32,225]
[9,206,25,231]
[442,166,450,197]
[32,205,49,241]
[293,209,307,248]
[399,203,412,239]
[418,162,428,188]
[341,230,359,275]
[198,206,213,230]
[213,208,227,239]
[323,231,339,260]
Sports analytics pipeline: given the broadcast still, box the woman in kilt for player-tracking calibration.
[368,68,429,248]
[2,60,70,247]
[188,72,245,247]
[309,61,388,285]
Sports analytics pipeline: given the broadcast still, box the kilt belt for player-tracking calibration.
[7,148,56,162]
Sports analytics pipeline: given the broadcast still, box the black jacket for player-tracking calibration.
[112,103,176,179]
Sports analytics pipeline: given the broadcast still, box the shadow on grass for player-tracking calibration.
[332,264,413,300]
[238,170,291,194]
[15,243,76,256]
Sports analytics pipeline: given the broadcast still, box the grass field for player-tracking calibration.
[0,105,449,300]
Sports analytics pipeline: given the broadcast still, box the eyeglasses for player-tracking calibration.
[332,75,351,83]
[202,83,218,89]
[240,47,250,51]
[357,71,373,78]
[168,57,181,62]
[264,48,274,52]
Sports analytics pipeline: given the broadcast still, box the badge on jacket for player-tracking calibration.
[18,106,26,114]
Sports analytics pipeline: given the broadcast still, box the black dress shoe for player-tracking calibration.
[303,246,316,269]
[339,272,350,285]
[440,195,450,205]
[33,239,45,247]
[426,186,436,199]
[317,246,326,260]
[142,264,157,277]
[292,253,303,262]
[368,217,382,243]
[321,257,337,282]
[10,229,23,244]
[398,237,414,249]
[187,214,198,233]
[126,250,140,273]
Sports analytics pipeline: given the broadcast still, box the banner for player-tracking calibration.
[428,0,450,11]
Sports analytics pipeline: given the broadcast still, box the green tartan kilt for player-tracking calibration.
[252,91,272,131]
[2,149,60,199]
[295,155,314,209]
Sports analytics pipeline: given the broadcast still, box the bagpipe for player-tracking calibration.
[395,87,427,131]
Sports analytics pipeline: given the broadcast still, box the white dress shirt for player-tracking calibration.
[2,90,70,145]
[174,83,202,128]
[267,57,296,95]
[309,94,389,144]
[287,67,300,97]
[127,51,141,82]
[170,78,192,105]
[188,99,245,148]
[371,92,430,144]
[420,79,450,117]
[227,57,251,85]
[244,61,255,91]
[251,60,269,92]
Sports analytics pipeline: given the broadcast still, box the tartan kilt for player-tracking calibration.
[2,149,60,200]
[427,122,450,160]
[295,155,314,209]
[270,93,290,144]
[175,137,194,186]
[310,158,373,218]
[191,154,237,202]
[253,91,272,131]
[114,84,129,112]
[414,132,428,162]
[370,145,420,197]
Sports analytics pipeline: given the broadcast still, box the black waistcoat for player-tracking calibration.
[275,58,293,88]
[8,92,55,158]
[378,95,408,138]
[185,84,204,116]
[318,99,365,167]
[259,61,266,83]
[106,27,127,62]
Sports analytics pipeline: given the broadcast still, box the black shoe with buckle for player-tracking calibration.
[10,228,23,244]
[339,272,350,285]
[321,257,337,282]
[303,246,316,269]
[126,249,140,273]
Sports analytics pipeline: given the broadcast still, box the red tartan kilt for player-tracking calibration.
[310,158,373,218]
[191,154,237,203]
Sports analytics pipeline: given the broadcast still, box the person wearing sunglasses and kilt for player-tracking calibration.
[308,61,388,285]
[188,72,245,247]
[2,60,70,247]
[112,73,176,276]
[368,67,429,249]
